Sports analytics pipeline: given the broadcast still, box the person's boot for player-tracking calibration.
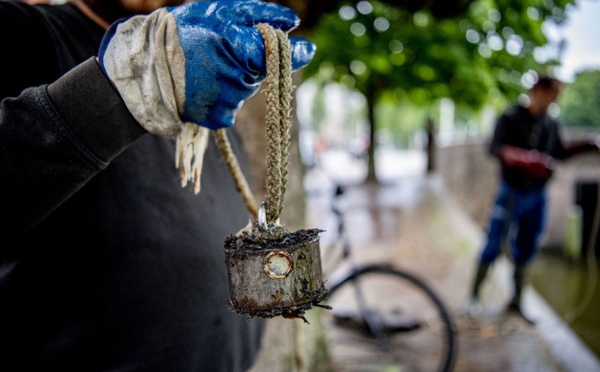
[507,264,536,324]
[466,262,490,316]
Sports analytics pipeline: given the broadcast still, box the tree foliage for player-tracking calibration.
[560,69,600,128]
[301,0,575,180]
[276,0,475,31]
[303,0,574,109]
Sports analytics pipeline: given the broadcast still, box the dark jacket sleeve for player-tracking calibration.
[1,58,146,239]
[560,142,598,159]
[545,118,597,160]
[543,117,568,159]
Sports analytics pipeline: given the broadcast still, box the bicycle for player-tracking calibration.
[320,185,457,372]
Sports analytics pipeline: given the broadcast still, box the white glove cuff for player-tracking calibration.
[100,9,186,138]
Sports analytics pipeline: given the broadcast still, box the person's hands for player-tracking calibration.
[501,145,554,178]
[98,0,315,137]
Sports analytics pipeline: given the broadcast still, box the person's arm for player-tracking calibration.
[489,112,554,178]
[554,141,598,160]
[0,2,144,239]
[499,145,555,178]
[545,117,598,160]
[1,0,315,240]
[0,59,146,239]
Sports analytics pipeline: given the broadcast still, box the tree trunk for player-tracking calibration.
[426,117,436,174]
[365,89,378,183]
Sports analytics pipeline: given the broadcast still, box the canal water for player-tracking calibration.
[530,251,600,360]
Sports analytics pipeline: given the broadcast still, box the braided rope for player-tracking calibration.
[257,24,281,223]
[254,23,292,224]
[213,128,258,217]
[177,24,292,233]
[276,30,293,219]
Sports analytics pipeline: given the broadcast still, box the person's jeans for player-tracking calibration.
[479,180,546,265]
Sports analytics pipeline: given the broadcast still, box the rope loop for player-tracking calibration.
[178,24,293,240]
[255,23,292,225]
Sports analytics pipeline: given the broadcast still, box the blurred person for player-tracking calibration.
[467,76,599,323]
[0,0,314,370]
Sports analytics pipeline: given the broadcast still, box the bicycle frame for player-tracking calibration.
[320,184,457,372]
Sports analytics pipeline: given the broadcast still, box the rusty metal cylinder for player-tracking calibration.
[224,228,326,320]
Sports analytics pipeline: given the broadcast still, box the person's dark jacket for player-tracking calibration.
[489,104,595,189]
[0,2,264,371]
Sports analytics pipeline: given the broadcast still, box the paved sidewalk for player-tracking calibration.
[305,172,600,372]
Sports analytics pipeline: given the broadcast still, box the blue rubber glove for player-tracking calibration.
[98,0,315,136]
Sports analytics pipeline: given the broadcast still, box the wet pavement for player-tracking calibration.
[305,168,600,372]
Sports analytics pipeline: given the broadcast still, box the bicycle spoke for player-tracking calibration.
[325,267,456,372]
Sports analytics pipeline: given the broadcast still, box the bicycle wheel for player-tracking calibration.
[324,264,456,372]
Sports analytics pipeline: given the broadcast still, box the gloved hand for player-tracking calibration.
[501,145,554,178]
[98,0,315,137]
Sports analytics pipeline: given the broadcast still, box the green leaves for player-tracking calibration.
[303,0,574,110]
[560,69,600,128]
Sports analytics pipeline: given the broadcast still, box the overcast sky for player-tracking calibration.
[545,0,600,82]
